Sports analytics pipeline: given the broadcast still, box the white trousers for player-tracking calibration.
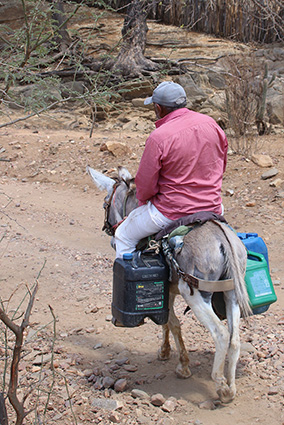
[114,202,174,258]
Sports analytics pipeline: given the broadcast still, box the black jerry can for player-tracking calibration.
[112,252,169,327]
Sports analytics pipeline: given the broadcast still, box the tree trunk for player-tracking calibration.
[51,0,71,51]
[0,393,8,425]
[113,0,159,77]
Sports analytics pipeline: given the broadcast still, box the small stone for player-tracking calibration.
[154,373,166,380]
[270,178,283,187]
[83,369,94,378]
[199,400,216,410]
[115,357,128,366]
[114,378,128,392]
[268,387,279,395]
[94,377,105,390]
[85,305,99,314]
[33,353,52,365]
[162,398,177,412]
[102,376,115,389]
[124,364,138,372]
[91,398,122,411]
[131,389,149,400]
[241,342,256,354]
[150,393,165,406]
[261,168,279,180]
[225,189,234,196]
[109,412,120,423]
[246,201,256,207]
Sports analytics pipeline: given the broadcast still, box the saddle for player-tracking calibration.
[155,211,227,240]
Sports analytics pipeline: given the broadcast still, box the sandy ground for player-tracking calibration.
[1,121,284,425]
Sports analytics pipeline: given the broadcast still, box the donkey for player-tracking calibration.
[87,165,251,403]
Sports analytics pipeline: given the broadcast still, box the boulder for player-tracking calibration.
[207,69,226,89]
[175,75,207,109]
[103,141,131,157]
[251,154,273,167]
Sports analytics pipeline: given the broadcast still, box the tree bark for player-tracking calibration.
[113,0,159,77]
[0,393,8,425]
[51,0,71,51]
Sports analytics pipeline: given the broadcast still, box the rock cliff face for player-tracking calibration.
[1,3,283,131]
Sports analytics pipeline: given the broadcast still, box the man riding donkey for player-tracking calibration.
[114,81,228,260]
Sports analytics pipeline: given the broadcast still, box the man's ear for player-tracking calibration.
[154,103,162,119]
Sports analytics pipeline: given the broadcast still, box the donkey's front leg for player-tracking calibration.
[158,291,191,378]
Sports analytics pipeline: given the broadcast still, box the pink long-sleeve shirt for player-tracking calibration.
[135,108,228,220]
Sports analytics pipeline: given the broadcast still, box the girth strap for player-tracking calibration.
[179,270,234,293]
[161,238,235,296]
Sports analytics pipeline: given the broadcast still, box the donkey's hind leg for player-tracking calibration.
[223,290,241,402]
[158,291,191,378]
[179,281,232,401]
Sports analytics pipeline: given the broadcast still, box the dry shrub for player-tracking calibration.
[224,55,274,156]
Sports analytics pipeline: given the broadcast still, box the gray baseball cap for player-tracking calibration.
[144,81,186,107]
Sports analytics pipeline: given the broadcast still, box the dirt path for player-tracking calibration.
[1,122,284,425]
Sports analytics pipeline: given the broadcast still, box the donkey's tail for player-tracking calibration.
[213,221,252,317]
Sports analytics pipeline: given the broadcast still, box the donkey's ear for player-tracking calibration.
[87,166,116,194]
[118,166,132,182]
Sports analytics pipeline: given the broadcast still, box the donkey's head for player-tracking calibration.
[87,166,138,235]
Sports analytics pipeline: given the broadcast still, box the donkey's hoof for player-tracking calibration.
[176,364,192,379]
[217,386,236,404]
[158,346,171,361]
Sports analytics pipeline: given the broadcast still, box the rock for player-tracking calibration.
[91,397,122,411]
[162,397,177,412]
[93,343,103,350]
[268,387,279,395]
[261,168,279,179]
[120,80,153,100]
[102,376,115,389]
[132,98,147,108]
[131,389,149,400]
[270,178,283,187]
[83,368,94,378]
[176,75,207,109]
[246,201,256,207]
[150,393,165,406]
[124,364,138,372]
[111,342,126,353]
[241,342,257,354]
[33,353,52,365]
[109,412,120,423]
[115,357,128,366]
[225,189,234,196]
[114,378,128,392]
[104,141,131,157]
[207,70,226,89]
[199,399,217,410]
[251,154,273,167]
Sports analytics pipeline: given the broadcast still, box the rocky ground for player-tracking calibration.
[1,6,284,425]
[0,117,284,425]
